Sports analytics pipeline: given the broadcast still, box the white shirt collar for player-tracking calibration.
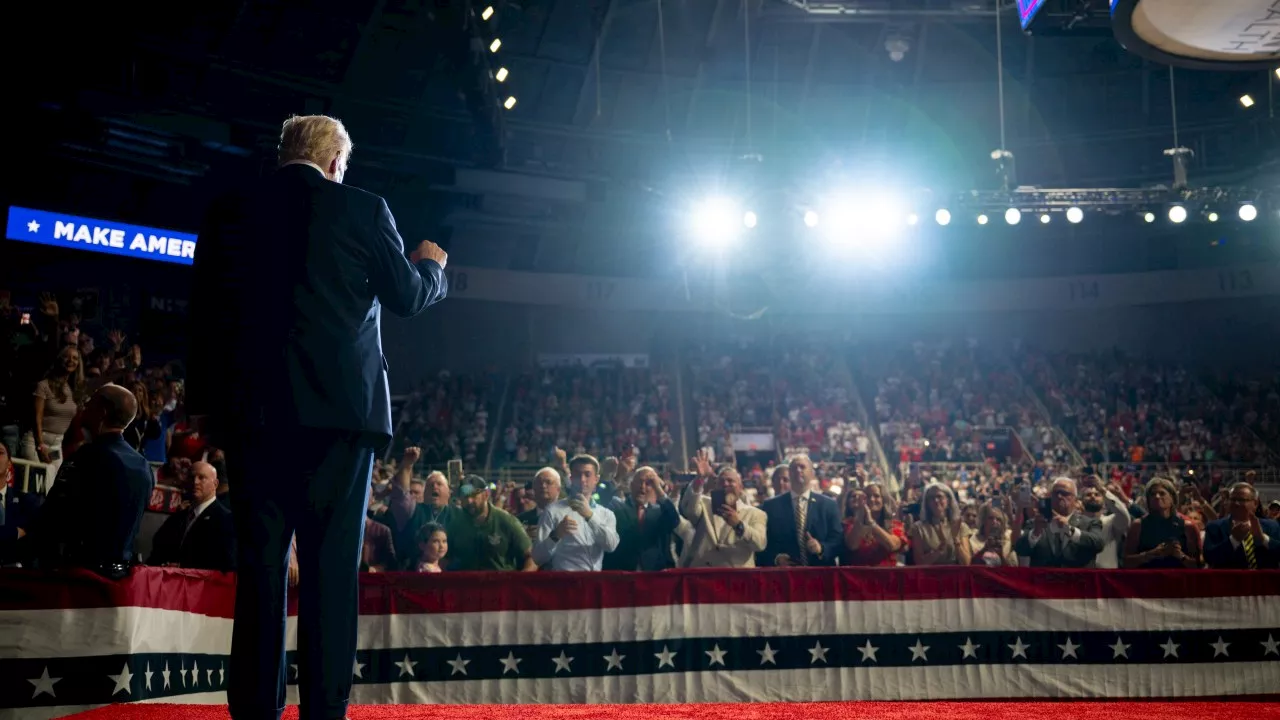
[191,495,218,520]
[791,489,811,504]
[282,159,328,177]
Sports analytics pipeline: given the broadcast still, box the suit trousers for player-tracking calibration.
[225,426,374,720]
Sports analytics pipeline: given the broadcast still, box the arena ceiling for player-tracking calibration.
[4,0,1278,277]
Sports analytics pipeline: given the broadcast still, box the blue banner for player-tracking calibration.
[5,206,198,266]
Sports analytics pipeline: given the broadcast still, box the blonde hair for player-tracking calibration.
[277,115,353,169]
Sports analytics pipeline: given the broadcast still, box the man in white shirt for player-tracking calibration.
[679,458,766,568]
[532,454,619,571]
[1078,476,1131,569]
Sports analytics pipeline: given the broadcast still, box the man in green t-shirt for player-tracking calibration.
[446,475,536,572]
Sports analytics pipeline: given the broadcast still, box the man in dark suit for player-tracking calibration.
[149,460,236,571]
[1015,477,1106,568]
[1205,482,1280,569]
[1,441,45,565]
[605,466,684,571]
[757,455,842,567]
[29,384,155,579]
[187,115,448,720]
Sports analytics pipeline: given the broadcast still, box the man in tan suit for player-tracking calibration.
[678,451,767,568]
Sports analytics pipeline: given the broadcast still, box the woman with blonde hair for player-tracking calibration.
[21,346,85,482]
[840,481,907,566]
[970,503,1016,566]
[1124,476,1201,568]
[910,482,972,565]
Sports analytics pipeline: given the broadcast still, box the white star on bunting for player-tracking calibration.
[959,637,981,660]
[808,641,829,664]
[447,653,470,676]
[144,663,154,692]
[858,640,879,663]
[655,646,677,669]
[1261,635,1280,656]
[499,652,522,675]
[352,659,365,679]
[396,654,418,678]
[1211,637,1231,658]
[757,642,778,666]
[1008,637,1030,660]
[1057,638,1080,660]
[220,664,225,686]
[109,663,134,696]
[27,220,40,233]
[909,639,930,662]
[28,667,60,699]
[162,662,171,689]
[289,664,299,679]
[552,650,574,674]
[1160,638,1180,658]
[180,662,188,687]
[705,644,728,667]
[604,649,626,671]
[1110,637,1130,659]
[192,660,200,686]
[206,669,214,686]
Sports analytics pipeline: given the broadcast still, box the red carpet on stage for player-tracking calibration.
[64,703,1280,720]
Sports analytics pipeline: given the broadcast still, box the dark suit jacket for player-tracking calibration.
[149,500,237,571]
[1,488,44,563]
[186,163,447,448]
[31,434,154,568]
[1204,516,1280,569]
[1014,513,1105,568]
[757,492,842,567]
[604,496,682,571]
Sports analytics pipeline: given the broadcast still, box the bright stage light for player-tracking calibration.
[1240,94,1255,108]
[1039,214,1051,224]
[977,214,989,225]
[1005,208,1022,225]
[1275,68,1280,80]
[1239,203,1258,222]
[1066,207,1083,224]
[907,213,919,226]
[1169,205,1188,223]
[803,210,819,228]
[495,67,509,82]
[489,38,502,52]
[1207,212,1220,223]
[743,210,758,228]
[482,5,494,20]
[503,96,517,109]
[690,197,743,247]
[935,209,952,226]
[1143,212,1156,223]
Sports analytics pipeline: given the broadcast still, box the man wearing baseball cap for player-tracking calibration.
[444,475,536,572]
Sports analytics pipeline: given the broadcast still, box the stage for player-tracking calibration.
[2,566,1278,718]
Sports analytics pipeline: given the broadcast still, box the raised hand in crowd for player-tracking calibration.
[692,448,715,479]
[38,292,58,318]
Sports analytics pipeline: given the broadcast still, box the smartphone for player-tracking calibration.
[711,489,737,510]
[1038,497,1054,520]
[19,313,30,325]
[446,459,463,488]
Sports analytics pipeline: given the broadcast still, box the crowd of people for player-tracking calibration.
[499,364,676,468]
[1022,348,1275,466]
[3,294,1280,578]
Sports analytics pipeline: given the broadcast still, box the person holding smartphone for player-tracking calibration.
[678,449,766,568]
[1015,477,1106,568]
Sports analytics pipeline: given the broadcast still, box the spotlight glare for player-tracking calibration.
[495,67,509,82]
[1239,203,1258,222]
[1275,68,1280,80]
[1039,214,1051,225]
[1143,212,1156,223]
[907,213,919,226]
[489,38,502,52]
[690,197,742,247]
[803,210,819,228]
[743,210,758,229]
[503,96,517,110]
[482,5,494,20]
[977,214,989,225]
[1005,208,1022,225]
[1207,212,1219,223]
[1168,205,1188,223]
[935,209,952,226]
[1240,94,1255,108]
[1066,207,1083,224]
